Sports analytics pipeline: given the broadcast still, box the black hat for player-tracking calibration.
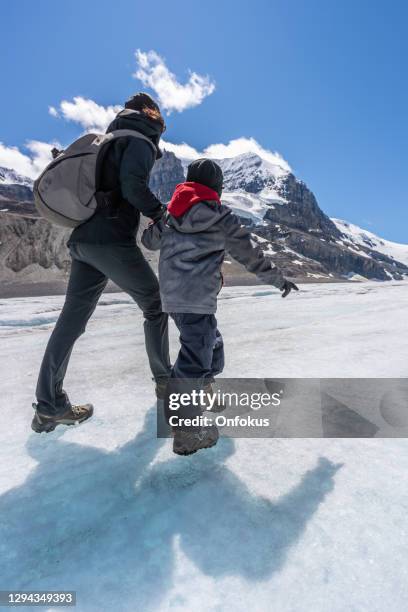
[124,92,161,113]
[186,158,224,195]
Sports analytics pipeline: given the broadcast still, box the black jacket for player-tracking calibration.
[69,110,165,245]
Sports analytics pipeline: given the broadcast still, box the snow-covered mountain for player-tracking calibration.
[0,155,184,295]
[0,166,33,187]
[215,152,408,282]
[0,165,35,221]
[0,148,407,296]
[332,218,408,267]
[218,153,289,224]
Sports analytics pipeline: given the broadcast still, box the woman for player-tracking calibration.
[32,93,171,433]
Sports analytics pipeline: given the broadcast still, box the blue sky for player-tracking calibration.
[1,0,407,241]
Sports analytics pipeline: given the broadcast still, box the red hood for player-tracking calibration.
[167,182,220,218]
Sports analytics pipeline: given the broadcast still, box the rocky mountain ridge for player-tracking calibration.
[217,153,408,282]
[0,148,407,296]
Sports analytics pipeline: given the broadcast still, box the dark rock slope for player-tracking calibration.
[0,152,183,293]
[219,154,408,281]
[0,148,407,295]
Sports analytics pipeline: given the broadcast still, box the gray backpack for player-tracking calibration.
[33,129,156,228]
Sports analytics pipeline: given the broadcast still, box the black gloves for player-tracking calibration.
[280,280,299,298]
[150,204,167,222]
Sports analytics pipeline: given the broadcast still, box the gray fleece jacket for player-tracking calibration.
[141,200,285,314]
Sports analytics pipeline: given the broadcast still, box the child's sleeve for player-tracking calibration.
[221,210,285,289]
[141,219,164,251]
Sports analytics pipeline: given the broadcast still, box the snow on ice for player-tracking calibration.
[0,282,408,611]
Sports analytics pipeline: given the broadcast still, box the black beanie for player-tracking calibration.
[186,158,224,195]
[124,92,161,113]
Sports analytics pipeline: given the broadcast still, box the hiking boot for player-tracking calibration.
[203,384,227,413]
[155,379,169,400]
[173,425,219,456]
[31,403,94,433]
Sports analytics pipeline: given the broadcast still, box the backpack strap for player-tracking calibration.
[95,129,158,214]
[110,129,157,156]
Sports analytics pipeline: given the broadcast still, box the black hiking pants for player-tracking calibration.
[36,243,171,415]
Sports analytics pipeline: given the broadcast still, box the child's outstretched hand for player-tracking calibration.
[280,280,299,298]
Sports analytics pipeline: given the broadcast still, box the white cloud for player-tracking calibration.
[48,97,289,172]
[134,49,215,114]
[48,49,214,135]
[1,133,291,181]
[161,140,200,160]
[204,137,292,172]
[0,140,60,179]
[0,143,33,177]
[3,91,291,180]
[26,141,60,175]
[50,97,122,132]
[162,137,291,173]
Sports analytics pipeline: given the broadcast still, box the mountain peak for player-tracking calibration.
[332,218,408,266]
[216,152,289,195]
[0,167,33,188]
[1,147,407,286]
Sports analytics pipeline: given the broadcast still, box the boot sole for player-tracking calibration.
[173,436,218,456]
[31,413,92,434]
[208,404,227,414]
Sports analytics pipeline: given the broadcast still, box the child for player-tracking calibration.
[142,158,298,455]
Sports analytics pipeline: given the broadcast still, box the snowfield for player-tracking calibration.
[221,189,286,224]
[332,218,408,267]
[1,282,408,612]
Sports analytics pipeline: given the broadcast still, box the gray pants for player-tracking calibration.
[36,243,171,415]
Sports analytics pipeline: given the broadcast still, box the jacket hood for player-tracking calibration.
[167,182,220,218]
[107,109,163,159]
[167,199,230,234]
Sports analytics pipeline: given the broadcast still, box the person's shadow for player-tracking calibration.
[0,408,342,611]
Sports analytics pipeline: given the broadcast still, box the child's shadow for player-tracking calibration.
[0,408,342,611]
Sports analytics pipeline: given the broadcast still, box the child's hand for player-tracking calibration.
[141,218,164,251]
[280,280,299,298]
